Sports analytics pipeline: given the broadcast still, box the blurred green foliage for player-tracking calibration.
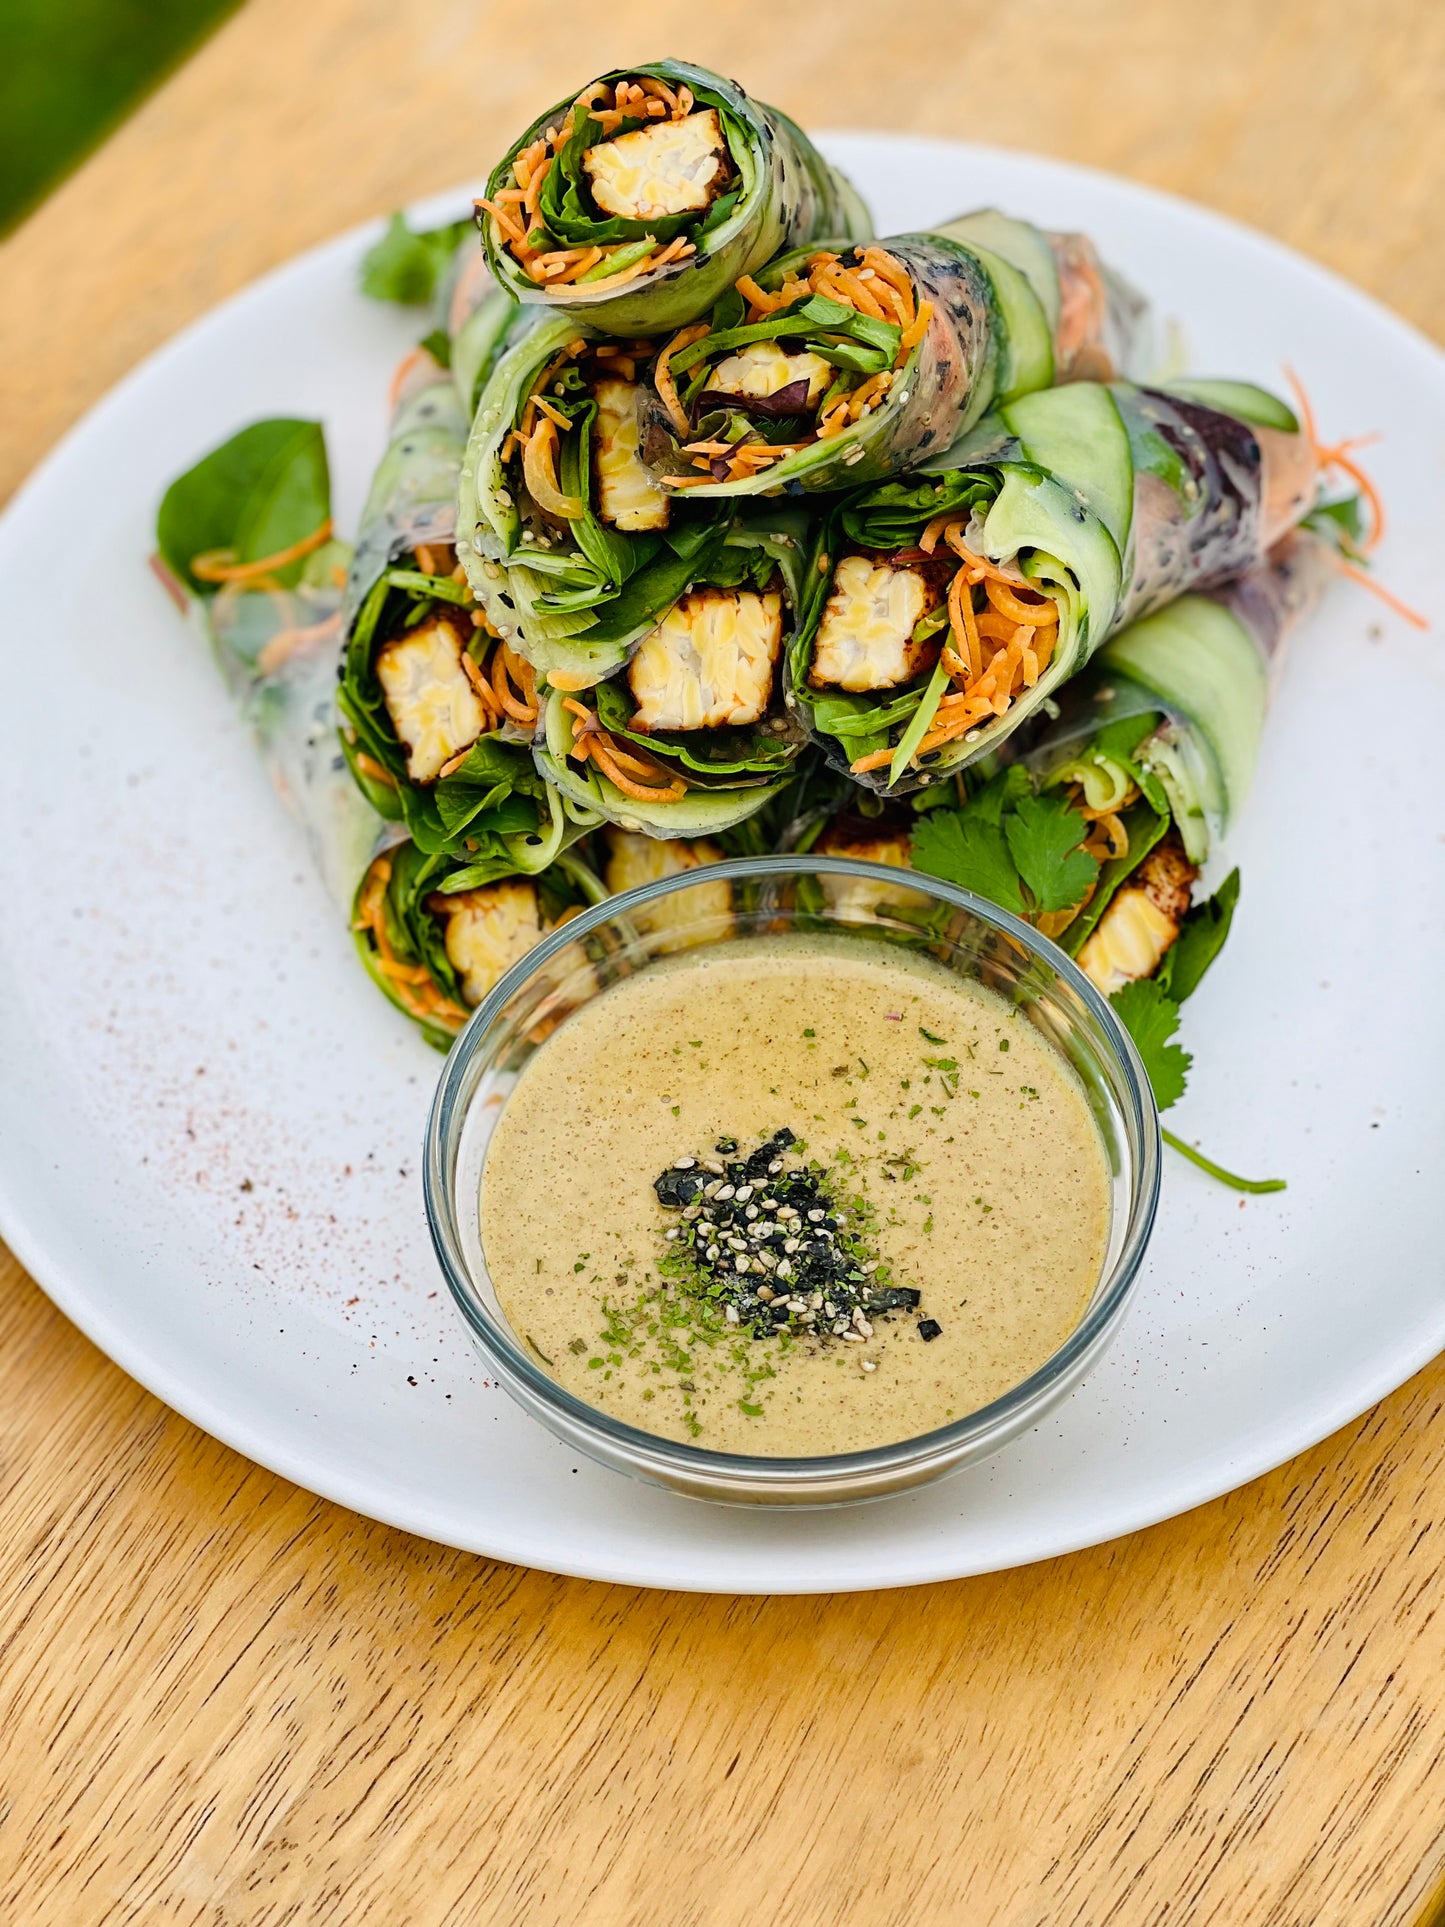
[0,0,243,233]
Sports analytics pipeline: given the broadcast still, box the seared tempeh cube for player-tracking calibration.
[706,341,832,412]
[376,616,486,783]
[628,589,784,730]
[603,831,733,952]
[810,555,941,692]
[815,827,918,923]
[593,379,669,531]
[582,109,727,222]
[436,879,546,1007]
[1077,839,1199,995]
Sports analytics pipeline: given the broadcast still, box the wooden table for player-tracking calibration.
[3,2,1443,1918]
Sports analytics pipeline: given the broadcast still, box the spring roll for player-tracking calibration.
[530,509,812,838]
[338,307,598,868]
[155,409,603,1048]
[788,376,1319,793]
[477,61,870,336]
[634,214,1148,500]
[902,528,1336,997]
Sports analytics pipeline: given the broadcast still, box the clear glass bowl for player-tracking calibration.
[424,855,1160,1507]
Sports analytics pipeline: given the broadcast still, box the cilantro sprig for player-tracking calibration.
[910,768,1099,923]
[914,779,1281,1193]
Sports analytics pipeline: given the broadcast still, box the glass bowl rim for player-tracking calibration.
[423,853,1161,1480]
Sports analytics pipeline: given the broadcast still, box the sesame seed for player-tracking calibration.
[702,1159,725,1175]
[716,1185,735,1201]
[841,1331,864,1343]
[768,1160,783,1174]
[755,1286,775,1302]
[808,1209,825,1223]
[734,1256,750,1273]
[674,1156,696,1169]
[703,1180,722,1198]
[861,1360,877,1373]
[734,1184,753,1202]
[665,1228,680,1241]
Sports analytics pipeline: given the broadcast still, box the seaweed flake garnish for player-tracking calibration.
[652,1129,923,1343]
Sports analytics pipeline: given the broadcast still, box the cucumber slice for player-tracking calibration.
[537,692,792,837]
[1000,384,1134,554]
[452,290,526,415]
[1162,378,1299,434]
[964,241,1054,404]
[933,210,1061,334]
[534,747,791,838]
[1099,595,1268,828]
[982,468,1123,657]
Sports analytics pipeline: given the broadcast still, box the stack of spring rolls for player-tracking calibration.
[155,59,1372,1176]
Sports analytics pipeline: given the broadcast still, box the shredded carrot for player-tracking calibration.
[147,553,188,611]
[860,247,916,327]
[492,640,540,724]
[562,698,688,802]
[656,322,711,436]
[522,417,584,520]
[256,610,342,676]
[848,371,893,421]
[983,574,1058,627]
[1284,364,1387,553]
[191,518,333,586]
[354,853,468,1027]
[947,572,981,680]
[1333,556,1428,629]
[354,752,397,789]
[459,651,503,722]
[895,300,933,366]
[387,345,436,411]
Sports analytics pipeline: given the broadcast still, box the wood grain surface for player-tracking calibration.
[2,2,1444,1920]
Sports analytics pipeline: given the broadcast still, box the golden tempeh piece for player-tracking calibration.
[437,880,546,1007]
[814,828,918,923]
[582,109,727,222]
[592,378,669,530]
[629,589,784,730]
[603,832,733,952]
[1077,840,1198,995]
[376,617,486,783]
[811,555,941,692]
[707,340,832,405]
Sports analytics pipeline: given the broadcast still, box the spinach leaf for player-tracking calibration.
[1157,868,1240,1003]
[156,419,329,595]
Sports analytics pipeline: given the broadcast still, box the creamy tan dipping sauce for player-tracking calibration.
[480,938,1111,1455]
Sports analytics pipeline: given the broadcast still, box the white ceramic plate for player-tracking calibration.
[2,136,1441,1594]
